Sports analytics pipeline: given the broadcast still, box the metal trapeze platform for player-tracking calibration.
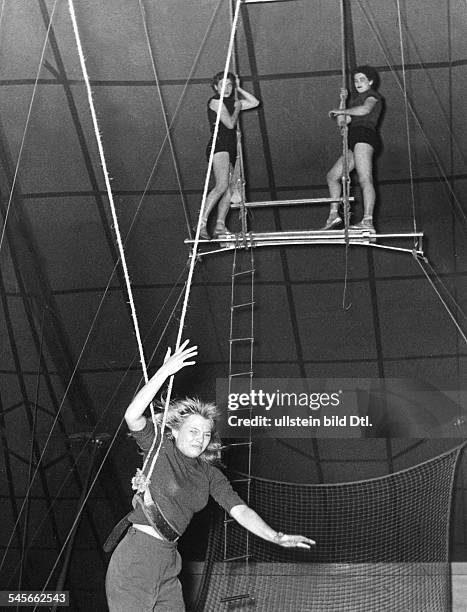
[185,229,424,255]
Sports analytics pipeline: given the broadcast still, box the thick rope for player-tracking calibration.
[0,0,59,254]
[339,0,350,205]
[55,0,221,502]
[2,0,217,540]
[71,0,180,517]
[229,0,246,219]
[67,0,149,384]
[396,0,418,244]
[0,0,236,574]
[142,0,243,484]
[339,0,351,310]
[0,2,114,565]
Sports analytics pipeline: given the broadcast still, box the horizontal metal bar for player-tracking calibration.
[186,232,425,258]
[185,230,423,244]
[231,301,255,309]
[230,477,251,484]
[234,231,423,239]
[221,239,424,254]
[231,197,354,209]
[229,337,254,342]
[237,239,371,247]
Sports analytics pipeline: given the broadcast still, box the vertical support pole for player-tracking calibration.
[229,0,248,236]
[339,0,351,240]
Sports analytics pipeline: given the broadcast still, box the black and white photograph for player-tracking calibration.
[0,1,466,610]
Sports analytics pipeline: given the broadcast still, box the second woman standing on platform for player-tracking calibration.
[322,65,383,233]
[200,71,259,240]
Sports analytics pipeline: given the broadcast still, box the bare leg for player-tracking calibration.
[213,193,232,234]
[353,143,375,219]
[327,156,343,216]
[214,163,233,235]
[200,152,230,238]
[322,151,354,229]
[349,143,376,233]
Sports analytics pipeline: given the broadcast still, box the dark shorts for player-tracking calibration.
[206,138,236,166]
[348,126,381,153]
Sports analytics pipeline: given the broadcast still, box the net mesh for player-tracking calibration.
[194,443,465,611]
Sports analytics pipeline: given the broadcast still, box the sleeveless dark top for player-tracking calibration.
[206,94,237,165]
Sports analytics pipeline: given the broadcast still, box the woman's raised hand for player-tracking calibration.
[162,339,198,376]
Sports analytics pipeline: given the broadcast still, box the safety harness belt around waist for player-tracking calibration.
[103,492,180,552]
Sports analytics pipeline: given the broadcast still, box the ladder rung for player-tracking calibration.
[231,301,255,309]
[233,269,255,277]
[224,517,236,524]
[220,593,253,603]
[223,554,252,563]
[229,337,254,343]
[229,371,253,378]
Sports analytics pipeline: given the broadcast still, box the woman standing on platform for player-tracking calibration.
[200,71,259,240]
[105,340,314,611]
[322,65,383,232]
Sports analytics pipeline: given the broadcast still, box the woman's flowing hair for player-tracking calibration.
[154,397,223,465]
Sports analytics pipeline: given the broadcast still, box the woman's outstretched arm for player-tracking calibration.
[230,504,315,549]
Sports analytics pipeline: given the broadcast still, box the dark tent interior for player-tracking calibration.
[0,0,466,610]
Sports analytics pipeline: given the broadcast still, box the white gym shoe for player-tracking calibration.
[349,218,375,232]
